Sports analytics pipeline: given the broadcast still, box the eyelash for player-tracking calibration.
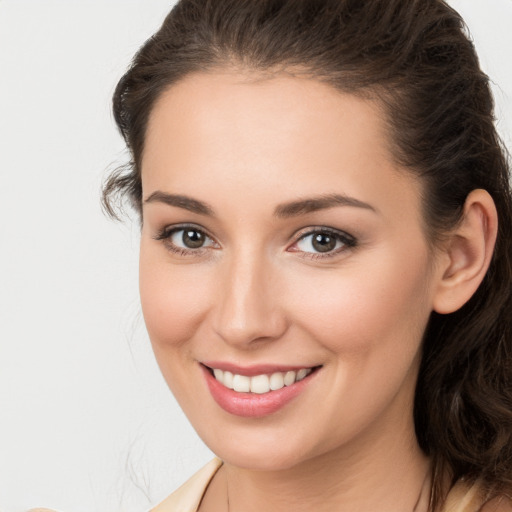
[153,224,357,260]
[153,224,218,257]
[290,226,357,260]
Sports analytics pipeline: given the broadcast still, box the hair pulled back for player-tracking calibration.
[104,0,512,509]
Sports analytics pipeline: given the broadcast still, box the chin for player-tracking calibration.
[214,444,311,472]
[194,419,323,472]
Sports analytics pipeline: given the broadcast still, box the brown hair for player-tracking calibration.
[104,0,512,509]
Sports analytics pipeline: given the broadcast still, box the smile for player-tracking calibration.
[211,367,313,394]
[201,363,320,417]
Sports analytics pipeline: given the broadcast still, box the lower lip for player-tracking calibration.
[201,365,318,418]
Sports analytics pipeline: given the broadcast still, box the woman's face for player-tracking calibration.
[140,72,443,471]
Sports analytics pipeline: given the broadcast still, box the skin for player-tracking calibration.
[139,71,497,512]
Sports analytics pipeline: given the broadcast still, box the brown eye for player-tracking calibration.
[311,233,337,253]
[154,226,217,253]
[181,229,206,248]
[292,228,356,257]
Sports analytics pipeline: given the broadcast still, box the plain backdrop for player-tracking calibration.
[0,1,511,511]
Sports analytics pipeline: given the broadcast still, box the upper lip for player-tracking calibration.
[201,361,320,377]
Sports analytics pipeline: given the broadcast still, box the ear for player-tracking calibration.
[433,189,498,314]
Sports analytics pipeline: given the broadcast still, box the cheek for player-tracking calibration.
[139,245,213,351]
[285,246,433,357]
[278,250,433,449]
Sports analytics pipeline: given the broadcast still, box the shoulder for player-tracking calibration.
[443,479,512,512]
[150,458,223,512]
[480,495,512,512]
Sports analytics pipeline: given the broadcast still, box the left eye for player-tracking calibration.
[293,229,354,254]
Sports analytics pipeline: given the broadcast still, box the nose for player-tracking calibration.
[212,250,288,348]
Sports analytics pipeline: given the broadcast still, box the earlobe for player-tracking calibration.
[433,189,498,315]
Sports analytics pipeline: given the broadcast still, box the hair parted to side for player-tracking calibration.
[104,0,512,509]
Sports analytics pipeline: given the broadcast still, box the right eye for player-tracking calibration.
[170,228,212,249]
[154,225,217,255]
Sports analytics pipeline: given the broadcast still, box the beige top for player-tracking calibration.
[150,459,505,512]
[151,459,223,512]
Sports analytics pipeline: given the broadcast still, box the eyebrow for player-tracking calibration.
[143,191,376,218]
[144,191,215,216]
[274,194,377,218]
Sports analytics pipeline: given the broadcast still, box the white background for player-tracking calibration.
[0,1,511,511]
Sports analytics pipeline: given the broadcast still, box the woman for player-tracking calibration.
[103,0,512,510]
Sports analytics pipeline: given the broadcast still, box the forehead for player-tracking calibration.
[144,71,392,158]
[142,71,422,226]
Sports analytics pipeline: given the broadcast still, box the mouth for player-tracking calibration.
[201,363,321,417]
[205,365,317,394]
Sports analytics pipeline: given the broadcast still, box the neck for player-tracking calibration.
[226,421,429,512]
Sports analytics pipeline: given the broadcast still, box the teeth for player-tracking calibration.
[212,367,313,394]
[233,374,251,392]
[223,370,234,389]
[284,371,296,386]
[296,368,309,381]
[269,372,284,390]
[250,374,270,394]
